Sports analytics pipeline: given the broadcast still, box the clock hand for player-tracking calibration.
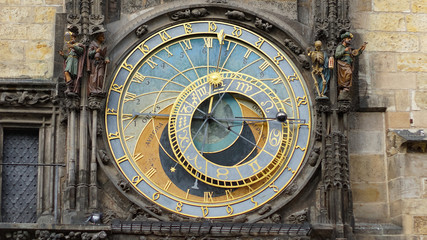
[132,111,206,120]
[192,115,210,190]
[209,116,262,151]
[215,29,226,72]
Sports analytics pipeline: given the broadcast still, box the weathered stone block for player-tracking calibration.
[386,111,411,129]
[406,14,427,32]
[352,182,388,203]
[388,177,421,201]
[21,0,44,5]
[0,40,25,61]
[402,199,427,215]
[350,154,386,182]
[27,24,54,40]
[349,112,384,131]
[423,178,427,198]
[395,90,411,112]
[390,200,402,218]
[0,7,33,23]
[412,0,427,13]
[416,73,427,89]
[373,0,411,12]
[414,216,427,234]
[353,202,389,221]
[364,32,419,53]
[0,23,26,39]
[45,0,63,5]
[412,111,427,127]
[414,91,427,110]
[397,53,427,72]
[370,52,397,72]
[25,40,53,61]
[387,154,405,180]
[34,6,56,23]
[349,131,384,154]
[373,72,416,90]
[367,13,406,31]
[352,0,372,12]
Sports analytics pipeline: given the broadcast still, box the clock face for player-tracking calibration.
[105,21,312,218]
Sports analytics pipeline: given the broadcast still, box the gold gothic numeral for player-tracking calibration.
[274,52,285,64]
[296,96,308,106]
[255,37,265,48]
[111,84,123,93]
[122,113,133,121]
[124,92,137,103]
[226,205,234,215]
[133,153,144,162]
[159,30,171,42]
[107,108,117,115]
[232,26,242,37]
[296,145,306,151]
[251,197,258,206]
[225,190,234,200]
[164,180,172,191]
[132,175,143,185]
[244,49,251,59]
[146,58,158,69]
[138,44,150,54]
[184,23,193,34]
[122,62,133,71]
[269,184,279,192]
[182,39,192,50]
[146,167,157,178]
[152,192,160,201]
[204,192,214,203]
[164,47,173,57]
[176,202,183,212]
[116,155,128,164]
[204,38,213,48]
[132,72,145,83]
[209,22,217,32]
[287,73,299,82]
[108,132,119,140]
[201,206,209,217]
[259,61,269,71]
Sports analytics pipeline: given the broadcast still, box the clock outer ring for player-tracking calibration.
[105,20,312,219]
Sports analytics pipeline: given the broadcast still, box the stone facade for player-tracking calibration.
[349,0,427,239]
[0,0,426,239]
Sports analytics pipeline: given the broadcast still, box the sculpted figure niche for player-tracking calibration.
[88,29,110,96]
[59,31,85,95]
[335,32,367,99]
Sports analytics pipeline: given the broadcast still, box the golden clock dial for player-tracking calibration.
[105,21,312,218]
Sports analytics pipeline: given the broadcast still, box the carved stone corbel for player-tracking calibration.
[255,18,273,32]
[225,10,251,21]
[287,208,308,224]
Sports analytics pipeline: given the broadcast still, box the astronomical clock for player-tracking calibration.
[104,19,314,220]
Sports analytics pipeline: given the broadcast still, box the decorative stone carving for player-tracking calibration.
[255,18,273,32]
[232,214,248,223]
[118,179,131,192]
[135,24,148,38]
[225,10,251,21]
[283,39,310,69]
[283,184,298,196]
[308,147,320,166]
[0,91,51,106]
[97,149,110,165]
[257,204,272,215]
[260,213,282,223]
[337,99,351,113]
[32,230,107,240]
[287,208,308,224]
[64,94,81,111]
[88,93,105,110]
[170,8,209,21]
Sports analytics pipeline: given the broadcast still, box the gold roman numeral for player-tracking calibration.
[204,38,213,48]
[159,30,171,42]
[259,61,269,71]
[182,39,192,50]
[145,167,157,178]
[146,58,158,69]
[204,192,214,202]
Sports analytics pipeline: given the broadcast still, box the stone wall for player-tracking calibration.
[0,0,63,79]
[350,0,427,238]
